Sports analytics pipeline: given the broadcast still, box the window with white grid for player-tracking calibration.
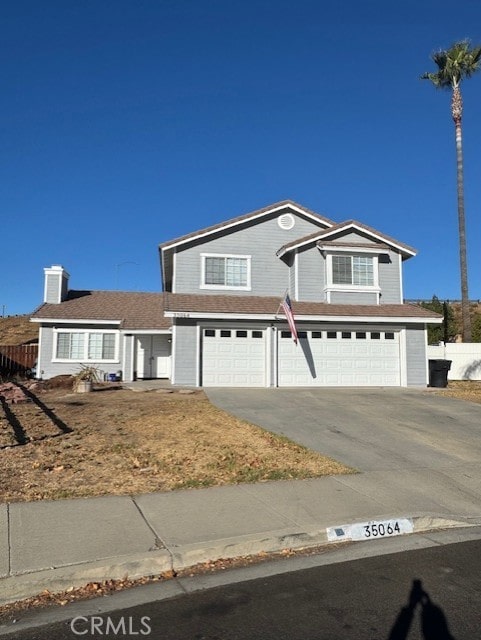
[55,331,118,361]
[202,254,250,289]
[332,255,374,286]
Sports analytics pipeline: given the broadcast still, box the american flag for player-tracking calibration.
[281,293,298,345]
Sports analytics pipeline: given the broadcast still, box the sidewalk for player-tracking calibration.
[2,465,481,605]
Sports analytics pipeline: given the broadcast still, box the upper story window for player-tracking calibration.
[332,255,374,286]
[54,330,118,362]
[323,251,381,303]
[201,254,251,290]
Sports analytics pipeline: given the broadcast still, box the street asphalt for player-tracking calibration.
[1,387,481,607]
[8,535,481,639]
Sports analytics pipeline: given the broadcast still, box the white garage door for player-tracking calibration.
[202,329,266,387]
[278,329,400,386]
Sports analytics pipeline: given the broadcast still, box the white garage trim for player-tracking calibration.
[400,328,407,387]
[196,324,202,387]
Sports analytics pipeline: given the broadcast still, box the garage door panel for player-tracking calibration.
[353,344,369,356]
[352,360,368,370]
[278,330,400,387]
[202,329,266,387]
[325,344,340,355]
[340,345,355,355]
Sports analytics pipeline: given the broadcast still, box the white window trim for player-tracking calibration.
[52,329,120,363]
[200,253,252,291]
[324,253,380,300]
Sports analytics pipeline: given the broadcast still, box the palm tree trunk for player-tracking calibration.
[452,85,472,341]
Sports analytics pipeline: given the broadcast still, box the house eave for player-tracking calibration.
[278,223,417,259]
[318,223,417,258]
[120,329,172,335]
[31,318,122,325]
[160,202,333,253]
[165,311,442,324]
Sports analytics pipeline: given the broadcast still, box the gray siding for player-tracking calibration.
[172,320,198,385]
[296,247,326,301]
[330,291,378,304]
[37,324,122,380]
[61,274,69,301]
[405,325,428,386]
[378,251,402,303]
[123,334,135,382]
[38,326,55,377]
[44,270,69,303]
[45,273,61,304]
[288,254,296,297]
[173,213,323,296]
[297,241,402,304]
[327,232,374,244]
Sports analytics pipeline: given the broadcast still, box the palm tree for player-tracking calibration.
[422,40,481,342]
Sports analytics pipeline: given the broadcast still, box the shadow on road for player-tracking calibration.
[388,579,456,639]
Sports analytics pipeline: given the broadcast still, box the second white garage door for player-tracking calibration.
[278,329,401,386]
[202,328,266,386]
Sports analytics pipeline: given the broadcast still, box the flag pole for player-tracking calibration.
[275,289,289,318]
[278,290,298,345]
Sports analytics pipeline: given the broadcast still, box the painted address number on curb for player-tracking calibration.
[327,518,413,543]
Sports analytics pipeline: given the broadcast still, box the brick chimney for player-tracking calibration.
[43,265,70,304]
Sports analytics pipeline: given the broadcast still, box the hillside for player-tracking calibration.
[0,315,38,345]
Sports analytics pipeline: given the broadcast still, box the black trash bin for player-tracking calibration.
[428,359,452,388]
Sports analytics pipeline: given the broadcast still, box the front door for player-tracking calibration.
[136,335,171,379]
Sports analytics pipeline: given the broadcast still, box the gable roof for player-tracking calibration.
[163,293,441,323]
[159,200,334,252]
[277,219,417,259]
[31,291,171,330]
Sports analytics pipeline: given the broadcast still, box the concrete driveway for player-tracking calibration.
[205,387,481,472]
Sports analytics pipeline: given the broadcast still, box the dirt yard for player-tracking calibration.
[432,379,481,403]
[0,378,354,503]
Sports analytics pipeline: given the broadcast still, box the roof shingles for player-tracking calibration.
[163,293,440,319]
[32,291,440,328]
[32,291,170,330]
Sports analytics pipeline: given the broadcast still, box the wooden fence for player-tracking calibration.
[0,344,38,376]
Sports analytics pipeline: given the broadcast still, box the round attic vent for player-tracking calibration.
[278,213,295,230]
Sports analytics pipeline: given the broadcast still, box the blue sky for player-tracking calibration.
[3,0,481,314]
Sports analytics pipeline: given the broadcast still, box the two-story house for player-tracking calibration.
[31,200,441,386]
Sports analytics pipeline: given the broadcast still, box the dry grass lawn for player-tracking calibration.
[0,378,353,503]
[431,379,481,404]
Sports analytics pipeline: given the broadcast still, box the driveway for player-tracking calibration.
[205,387,481,472]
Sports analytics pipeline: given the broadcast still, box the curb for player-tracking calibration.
[0,514,477,606]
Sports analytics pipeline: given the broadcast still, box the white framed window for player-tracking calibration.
[326,254,379,289]
[201,254,251,290]
[324,252,380,303]
[332,255,374,286]
[53,330,118,362]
